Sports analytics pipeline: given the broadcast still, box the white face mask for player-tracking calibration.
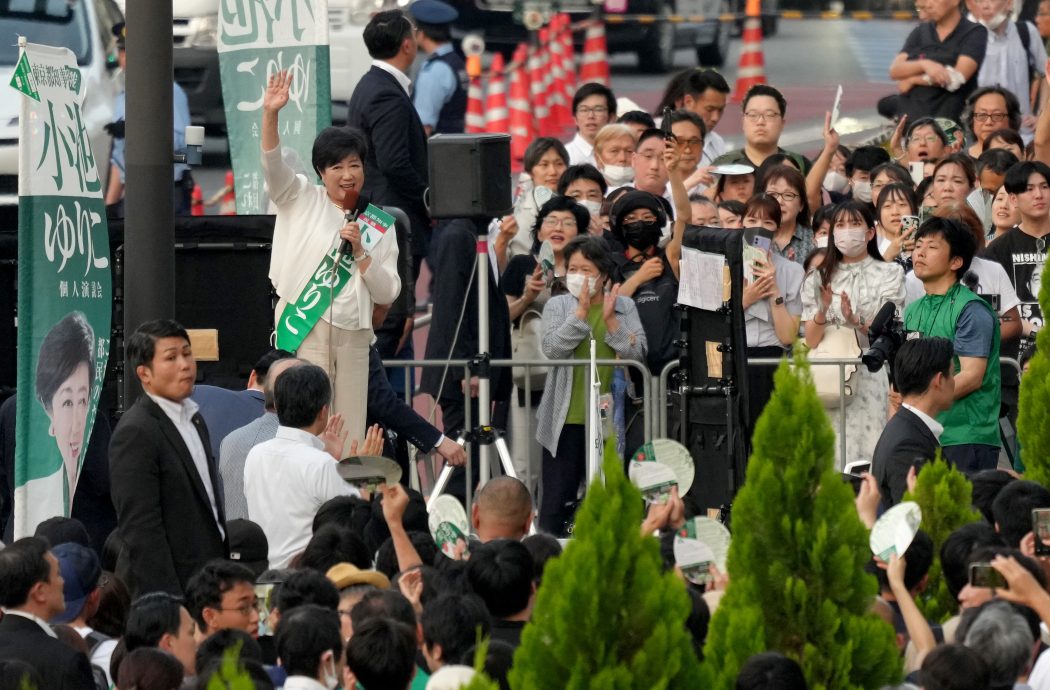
[815,234,829,249]
[980,11,1009,29]
[322,656,339,690]
[579,199,603,218]
[823,170,850,194]
[603,164,635,187]
[566,273,602,299]
[834,227,869,258]
[851,180,873,203]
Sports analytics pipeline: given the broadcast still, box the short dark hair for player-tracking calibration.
[572,82,616,118]
[35,312,95,412]
[964,86,1022,138]
[743,194,782,227]
[421,594,492,665]
[193,659,274,690]
[117,648,184,690]
[875,183,918,218]
[125,591,185,651]
[299,524,371,573]
[912,216,977,279]
[195,628,263,675]
[683,68,730,97]
[735,651,807,690]
[977,147,1020,176]
[906,117,948,146]
[362,9,413,60]
[34,516,91,550]
[869,162,912,188]
[345,618,417,690]
[274,363,331,428]
[971,470,1016,524]
[617,110,656,129]
[521,533,562,586]
[665,108,707,141]
[523,137,569,174]
[274,568,340,614]
[562,235,614,282]
[312,495,373,537]
[921,644,990,690]
[992,480,1050,547]
[313,127,368,179]
[251,349,296,385]
[276,604,343,678]
[465,539,534,619]
[350,589,416,631]
[741,84,787,117]
[557,164,607,196]
[872,529,934,592]
[718,199,746,216]
[636,127,666,148]
[532,196,591,251]
[893,337,954,397]
[982,128,1025,155]
[939,522,1006,600]
[184,560,256,630]
[845,145,890,177]
[376,532,438,579]
[127,320,190,371]
[932,153,977,191]
[1004,159,1050,195]
[0,537,51,608]
[416,20,450,43]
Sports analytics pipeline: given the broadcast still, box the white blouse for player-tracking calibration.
[801,256,906,332]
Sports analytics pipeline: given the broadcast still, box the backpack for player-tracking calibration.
[84,630,112,690]
[1017,19,1040,85]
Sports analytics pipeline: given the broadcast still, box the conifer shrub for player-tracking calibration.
[1018,261,1050,485]
[509,441,702,689]
[699,355,901,689]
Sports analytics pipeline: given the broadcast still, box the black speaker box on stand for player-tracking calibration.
[427,134,513,219]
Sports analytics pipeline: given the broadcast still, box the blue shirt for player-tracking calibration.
[413,43,458,128]
[111,81,192,183]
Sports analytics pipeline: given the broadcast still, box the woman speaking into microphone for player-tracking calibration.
[261,71,401,452]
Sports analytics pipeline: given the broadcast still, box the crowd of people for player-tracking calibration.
[4,0,1050,687]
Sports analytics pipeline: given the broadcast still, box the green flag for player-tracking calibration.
[12,40,112,537]
[217,0,332,214]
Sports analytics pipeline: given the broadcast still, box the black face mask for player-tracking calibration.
[622,220,662,250]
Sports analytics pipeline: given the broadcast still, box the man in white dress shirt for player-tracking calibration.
[564,83,617,167]
[244,363,360,569]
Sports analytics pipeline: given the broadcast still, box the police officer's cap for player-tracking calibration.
[408,0,459,25]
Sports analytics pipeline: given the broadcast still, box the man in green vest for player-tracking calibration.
[905,216,1002,474]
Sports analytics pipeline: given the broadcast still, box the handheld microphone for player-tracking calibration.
[338,188,363,256]
[868,301,897,338]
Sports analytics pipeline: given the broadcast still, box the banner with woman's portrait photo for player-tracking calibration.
[10,40,112,537]
[217,0,331,214]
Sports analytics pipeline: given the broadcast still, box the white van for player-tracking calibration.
[0,0,123,205]
[171,0,375,130]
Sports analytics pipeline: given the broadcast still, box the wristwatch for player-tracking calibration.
[774,296,785,305]
[353,249,371,262]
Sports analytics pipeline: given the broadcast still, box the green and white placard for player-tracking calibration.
[11,40,112,537]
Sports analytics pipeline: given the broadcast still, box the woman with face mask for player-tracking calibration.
[592,124,638,190]
[802,200,906,467]
[739,195,806,425]
[502,195,590,489]
[558,163,610,236]
[536,236,647,535]
[876,182,920,269]
[605,139,691,455]
[492,137,570,275]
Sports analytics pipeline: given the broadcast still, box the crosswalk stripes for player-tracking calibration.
[847,19,916,84]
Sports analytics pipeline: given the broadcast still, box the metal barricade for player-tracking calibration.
[379,357,656,499]
[657,355,1023,464]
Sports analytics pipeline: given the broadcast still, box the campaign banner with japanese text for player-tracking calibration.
[218,0,331,214]
[11,40,112,537]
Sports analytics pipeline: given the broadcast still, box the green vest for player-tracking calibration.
[903,283,1001,447]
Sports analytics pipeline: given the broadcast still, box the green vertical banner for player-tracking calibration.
[11,40,112,538]
[218,0,332,214]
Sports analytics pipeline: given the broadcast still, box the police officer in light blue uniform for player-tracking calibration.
[105,22,194,217]
[408,0,468,136]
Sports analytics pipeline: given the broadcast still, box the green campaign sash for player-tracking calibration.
[275,203,396,351]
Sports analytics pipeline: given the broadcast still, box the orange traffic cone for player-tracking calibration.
[219,170,236,215]
[546,25,571,128]
[190,184,204,216]
[560,14,576,95]
[528,43,553,137]
[465,53,485,133]
[579,19,610,87]
[731,0,767,102]
[508,43,533,163]
[485,52,509,134]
